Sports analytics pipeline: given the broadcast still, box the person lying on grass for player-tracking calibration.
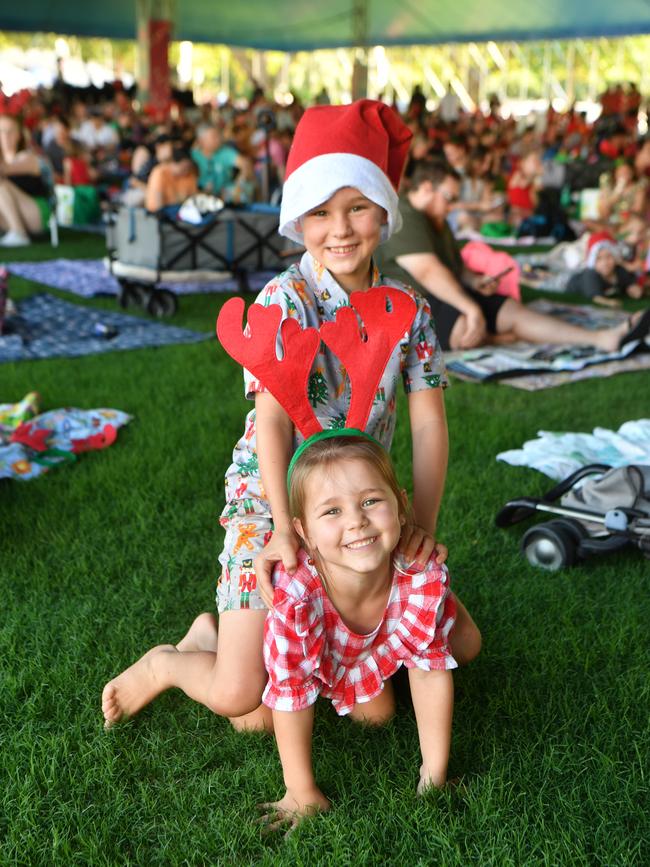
[567,231,646,307]
[257,433,464,834]
[102,99,481,734]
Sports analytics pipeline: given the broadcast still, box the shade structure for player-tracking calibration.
[1,0,650,49]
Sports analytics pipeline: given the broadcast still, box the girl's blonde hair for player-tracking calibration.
[288,435,410,529]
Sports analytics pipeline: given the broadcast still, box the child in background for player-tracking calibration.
[567,231,644,306]
[62,140,95,187]
[259,434,460,831]
[507,146,544,228]
[102,100,480,736]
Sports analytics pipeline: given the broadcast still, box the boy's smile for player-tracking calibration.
[299,187,387,293]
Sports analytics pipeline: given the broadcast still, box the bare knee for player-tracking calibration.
[206,680,265,718]
[349,689,396,726]
[454,622,482,666]
[352,707,395,727]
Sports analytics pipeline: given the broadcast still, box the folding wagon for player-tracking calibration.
[105,204,299,317]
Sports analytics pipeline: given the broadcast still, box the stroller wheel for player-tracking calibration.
[147,289,177,318]
[521,521,578,571]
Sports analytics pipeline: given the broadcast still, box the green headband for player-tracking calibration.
[287,428,383,486]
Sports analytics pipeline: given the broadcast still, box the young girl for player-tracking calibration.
[259,434,460,831]
[102,100,480,735]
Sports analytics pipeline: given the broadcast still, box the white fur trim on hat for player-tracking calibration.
[279,152,401,245]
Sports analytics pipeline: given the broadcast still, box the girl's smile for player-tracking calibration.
[294,457,403,590]
[299,187,387,293]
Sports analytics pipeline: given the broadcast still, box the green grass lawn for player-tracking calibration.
[1,232,649,865]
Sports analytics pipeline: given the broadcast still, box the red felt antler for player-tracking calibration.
[216,298,322,439]
[319,287,416,430]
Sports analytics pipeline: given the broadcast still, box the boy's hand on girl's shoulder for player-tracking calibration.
[398,524,448,569]
[254,528,301,609]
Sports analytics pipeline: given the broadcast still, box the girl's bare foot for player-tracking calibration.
[176,612,219,653]
[102,644,177,728]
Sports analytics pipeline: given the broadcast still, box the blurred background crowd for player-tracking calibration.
[0,75,649,299]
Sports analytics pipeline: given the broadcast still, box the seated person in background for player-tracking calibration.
[252,124,288,199]
[131,134,174,186]
[402,132,432,186]
[567,231,645,305]
[144,147,198,212]
[448,146,505,233]
[0,114,51,247]
[124,134,175,205]
[63,140,96,187]
[44,116,72,180]
[73,106,119,153]
[506,146,544,227]
[191,124,241,196]
[374,160,650,352]
[598,159,647,227]
[221,154,258,206]
[617,212,650,278]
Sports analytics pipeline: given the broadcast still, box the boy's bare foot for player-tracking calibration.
[102,644,177,728]
[175,612,219,653]
[230,704,274,733]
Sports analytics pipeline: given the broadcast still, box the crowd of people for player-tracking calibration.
[0,78,649,337]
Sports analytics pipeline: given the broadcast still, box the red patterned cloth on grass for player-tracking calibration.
[262,548,457,716]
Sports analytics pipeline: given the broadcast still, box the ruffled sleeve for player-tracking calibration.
[262,556,330,712]
[388,561,458,671]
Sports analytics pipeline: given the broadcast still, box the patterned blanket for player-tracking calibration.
[0,293,211,363]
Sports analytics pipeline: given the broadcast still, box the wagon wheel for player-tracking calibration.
[147,289,178,318]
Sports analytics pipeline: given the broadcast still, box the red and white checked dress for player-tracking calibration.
[262,549,457,716]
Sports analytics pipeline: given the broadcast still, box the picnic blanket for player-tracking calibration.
[444,301,650,390]
[1,399,131,481]
[0,293,211,364]
[2,258,277,298]
[456,229,557,248]
[497,419,650,480]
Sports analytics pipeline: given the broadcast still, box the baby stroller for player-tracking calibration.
[496,464,650,570]
[105,203,300,317]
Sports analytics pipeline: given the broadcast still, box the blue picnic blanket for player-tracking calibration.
[0,293,211,363]
[3,258,278,298]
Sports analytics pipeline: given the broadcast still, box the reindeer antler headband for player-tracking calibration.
[216,287,416,481]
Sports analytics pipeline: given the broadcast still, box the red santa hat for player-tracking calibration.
[279,99,412,244]
[586,231,619,268]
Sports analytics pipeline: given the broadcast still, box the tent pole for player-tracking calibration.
[351,0,369,100]
[136,0,173,115]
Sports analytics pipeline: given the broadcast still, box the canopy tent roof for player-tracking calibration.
[2,0,650,50]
